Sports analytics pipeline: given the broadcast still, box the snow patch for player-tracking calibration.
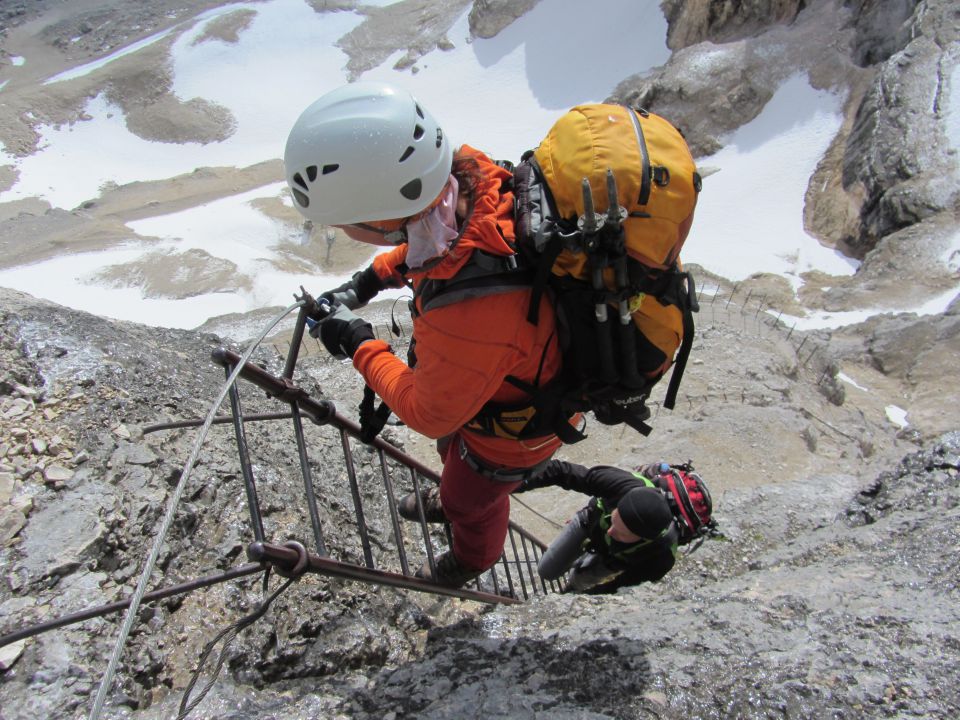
[11,56,25,67]
[359,0,669,161]
[0,93,239,209]
[838,372,869,392]
[2,0,364,209]
[684,74,857,286]
[0,244,243,329]
[780,284,959,330]
[885,405,909,428]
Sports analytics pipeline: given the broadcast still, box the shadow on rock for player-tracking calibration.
[347,627,653,719]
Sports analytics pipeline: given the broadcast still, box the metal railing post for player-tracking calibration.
[224,367,265,543]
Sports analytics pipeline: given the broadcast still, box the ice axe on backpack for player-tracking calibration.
[578,170,644,391]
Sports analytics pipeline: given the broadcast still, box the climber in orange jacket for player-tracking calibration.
[283,82,573,587]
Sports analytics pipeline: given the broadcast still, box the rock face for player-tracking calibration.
[1,271,955,718]
[661,0,808,49]
[468,0,541,38]
[611,0,863,157]
[332,433,960,720]
[0,289,448,717]
[336,0,474,79]
[841,0,959,253]
[612,0,958,302]
[846,0,920,67]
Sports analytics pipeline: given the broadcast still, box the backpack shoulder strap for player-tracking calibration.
[416,249,533,314]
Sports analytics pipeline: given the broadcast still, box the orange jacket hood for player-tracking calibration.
[371,145,516,285]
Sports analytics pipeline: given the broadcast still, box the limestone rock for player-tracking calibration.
[842,16,960,252]
[846,0,920,66]
[18,483,113,579]
[0,639,26,671]
[0,507,26,545]
[468,0,541,38]
[42,464,74,485]
[0,471,13,503]
[661,0,806,49]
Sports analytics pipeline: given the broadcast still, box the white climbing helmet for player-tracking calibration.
[284,82,454,226]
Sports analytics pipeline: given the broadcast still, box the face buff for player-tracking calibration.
[404,175,459,269]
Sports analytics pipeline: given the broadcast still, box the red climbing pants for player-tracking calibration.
[437,435,522,571]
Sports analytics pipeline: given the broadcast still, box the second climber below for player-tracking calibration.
[283,81,578,588]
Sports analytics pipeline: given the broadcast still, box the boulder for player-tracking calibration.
[17,483,114,579]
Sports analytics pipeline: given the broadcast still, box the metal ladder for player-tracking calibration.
[206,299,562,605]
[0,304,562,655]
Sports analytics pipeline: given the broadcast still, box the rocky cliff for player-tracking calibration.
[620,0,958,257]
[0,285,957,718]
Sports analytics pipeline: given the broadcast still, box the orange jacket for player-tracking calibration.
[353,146,565,468]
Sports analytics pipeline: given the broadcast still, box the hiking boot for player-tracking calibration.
[415,550,484,588]
[397,485,446,523]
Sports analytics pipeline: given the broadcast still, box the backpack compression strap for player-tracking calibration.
[625,106,652,206]
[662,270,699,410]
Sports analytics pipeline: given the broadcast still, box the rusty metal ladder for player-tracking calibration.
[207,300,562,605]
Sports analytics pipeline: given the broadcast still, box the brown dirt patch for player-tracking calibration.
[191,8,257,46]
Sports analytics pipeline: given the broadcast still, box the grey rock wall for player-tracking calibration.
[842,0,960,252]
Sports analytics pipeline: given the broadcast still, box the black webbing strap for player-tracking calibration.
[418,251,531,314]
[358,384,392,444]
[501,373,586,445]
[663,272,698,410]
[526,229,564,325]
[625,107,652,206]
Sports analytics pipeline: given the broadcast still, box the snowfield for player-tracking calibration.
[0,0,956,330]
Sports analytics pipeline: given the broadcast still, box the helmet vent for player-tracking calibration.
[306,165,318,182]
[292,172,308,190]
[398,146,414,162]
[292,188,309,208]
[415,103,424,119]
[413,124,425,140]
[399,178,422,200]
[322,163,339,175]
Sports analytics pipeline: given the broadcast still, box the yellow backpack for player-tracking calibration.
[513,103,702,438]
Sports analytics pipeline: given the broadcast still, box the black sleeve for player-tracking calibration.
[515,459,589,493]
[537,506,592,581]
[354,265,389,303]
[517,461,642,502]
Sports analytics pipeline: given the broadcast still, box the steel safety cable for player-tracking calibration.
[89,300,305,720]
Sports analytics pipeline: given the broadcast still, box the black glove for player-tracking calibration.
[322,266,386,310]
[317,302,375,359]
